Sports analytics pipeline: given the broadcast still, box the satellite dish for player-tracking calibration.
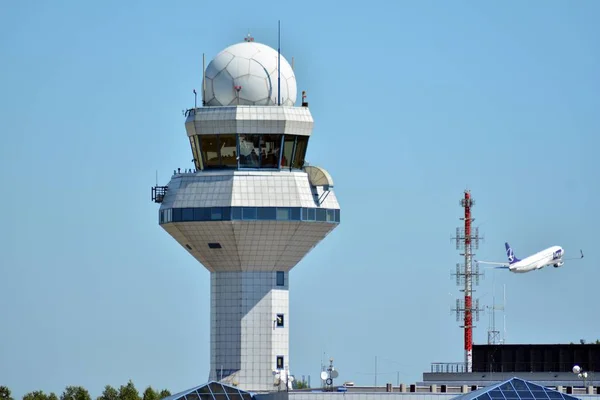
[573,365,581,374]
[320,371,328,380]
[331,370,339,378]
[289,376,295,382]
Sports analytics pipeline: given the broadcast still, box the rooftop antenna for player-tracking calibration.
[277,20,281,106]
[486,272,505,344]
[503,284,507,343]
[292,56,295,71]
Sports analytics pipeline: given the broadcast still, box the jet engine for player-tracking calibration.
[554,261,564,268]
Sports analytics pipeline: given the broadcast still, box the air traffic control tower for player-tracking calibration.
[151,37,341,392]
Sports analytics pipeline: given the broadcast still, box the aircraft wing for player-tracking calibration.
[475,260,510,266]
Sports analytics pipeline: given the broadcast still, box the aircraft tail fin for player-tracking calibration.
[505,242,520,264]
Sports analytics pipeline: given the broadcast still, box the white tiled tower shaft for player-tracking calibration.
[154,40,340,392]
[209,272,289,388]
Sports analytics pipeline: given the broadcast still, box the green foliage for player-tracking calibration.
[60,386,91,400]
[0,387,13,400]
[96,386,118,400]
[292,379,310,389]
[118,381,140,400]
[157,390,170,400]
[23,390,56,400]
[142,388,158,400]
[19,382,168,400]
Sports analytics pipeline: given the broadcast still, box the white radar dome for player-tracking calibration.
[203,41,297,107]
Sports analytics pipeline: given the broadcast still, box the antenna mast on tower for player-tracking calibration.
[486,279,506,345]
[451,190,484,373]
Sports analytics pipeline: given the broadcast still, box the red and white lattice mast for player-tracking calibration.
[451,190,484,373]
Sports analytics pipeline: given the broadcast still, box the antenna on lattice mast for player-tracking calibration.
[451,189,485,373]
[503,284,507,343]
[486,273,505,344]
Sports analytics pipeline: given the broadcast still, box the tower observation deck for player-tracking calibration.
[152,38,341,392]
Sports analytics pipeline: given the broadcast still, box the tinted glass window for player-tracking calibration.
[290,208,301,220]
[261,134,282,168]
[277,208,290,220]
[239,134,261,168]
[292,135,308,169]
[220,134,237,167]
[211,207,222,220]
[232,207,242,220]
[200,135,220,167]
[257,207,276,220]
[281,136,295,168]
[316,208,327,221]
[182,208,194,221]
[189,137,200,170]
[194,208,210,221]
[192,136,203,170]
[276,271,285,286]
[327,209,335,222]
[242,207,257,220]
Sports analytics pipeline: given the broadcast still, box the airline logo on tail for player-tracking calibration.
[505,242,520,264]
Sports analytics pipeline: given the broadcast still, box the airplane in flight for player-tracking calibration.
[476,242,584,273]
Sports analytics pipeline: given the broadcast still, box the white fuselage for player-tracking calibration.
[509,246,564,273]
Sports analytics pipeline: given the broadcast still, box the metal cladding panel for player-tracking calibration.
[184,106,314,137]
[158,171,340,210]
[161,220,337,272]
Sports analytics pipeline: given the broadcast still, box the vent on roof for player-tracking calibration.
[208,242,222,249]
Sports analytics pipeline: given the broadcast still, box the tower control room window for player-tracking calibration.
[281,136,295,168]
[200,135,220,167]
[219,134,237,167]
[261,134,282,168]
[190,135,203,170]
[292,135,308,169]
[239,134,261,168]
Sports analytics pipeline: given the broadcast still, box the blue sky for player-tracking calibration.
[1,0,599,397]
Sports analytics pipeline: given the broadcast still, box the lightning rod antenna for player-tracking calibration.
[202,53,206,106]
[503,284,507,343]
[278,20,281,106]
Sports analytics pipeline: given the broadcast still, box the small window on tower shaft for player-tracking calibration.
[276,314,284,328]
[276,356,284,370]
[276,271,285,286]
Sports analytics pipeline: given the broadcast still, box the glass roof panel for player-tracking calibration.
[516,390,535,399]
[224,387,240,397]
[198,386,212,396]
[185,392,200,400]
[544,391,564,400]
[209,384,225,395]
[476,393,493,400]
[162,382,252,400]
[511,379,529,391]
[489,389,506,400]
